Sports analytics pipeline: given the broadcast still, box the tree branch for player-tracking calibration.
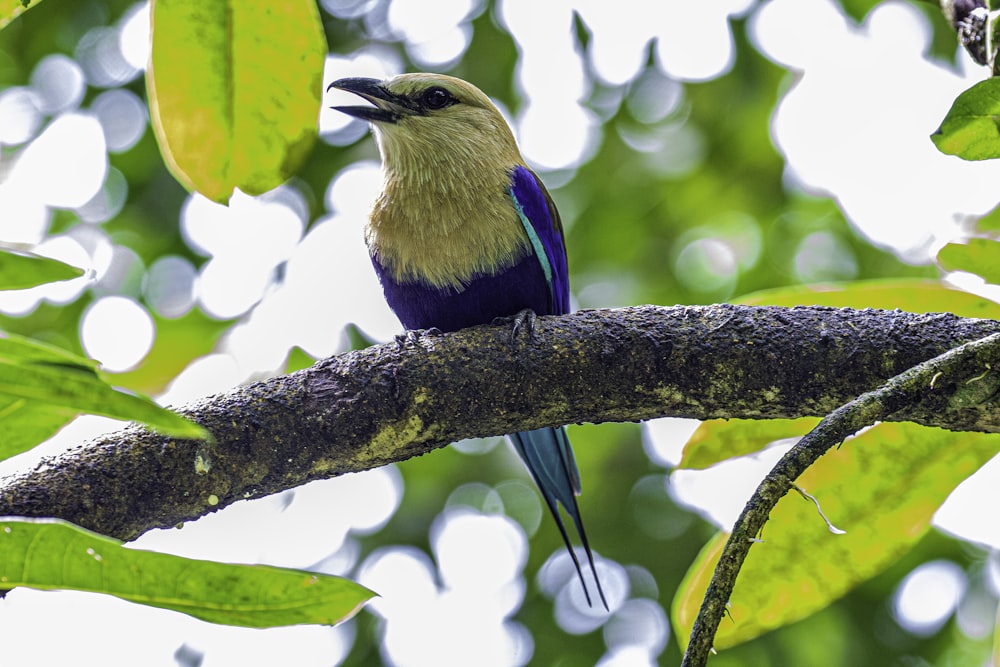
[1,304,999,542]
[680,330,1000,667]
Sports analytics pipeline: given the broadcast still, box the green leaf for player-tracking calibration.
[0,399,76,461]
[147,0,327,202]
[738,278,1000,319]
[0,333,208,459]
[973,201,1000,232]
[931,78,1000,160]
[0,518,375,627]
[672,425,1000,650]
[0,0,46,32]
[0,249,83,290]
[679,417,820,470]
[938,238,1000,285]
[835,0,881,22]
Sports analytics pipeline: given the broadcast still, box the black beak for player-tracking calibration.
[327,77,412,124]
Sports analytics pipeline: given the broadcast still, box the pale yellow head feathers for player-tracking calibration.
[331,73,533,289]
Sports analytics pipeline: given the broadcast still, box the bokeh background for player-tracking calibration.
[2,0,1000,664]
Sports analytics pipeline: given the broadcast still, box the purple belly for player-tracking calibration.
[372,255,552,333]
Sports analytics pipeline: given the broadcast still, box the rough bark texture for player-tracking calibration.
[1,304,999,542]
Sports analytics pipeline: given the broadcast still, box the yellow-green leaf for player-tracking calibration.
[974,201,1000,233]
[938,239,1000,286]
[0,0,45,32]
[672,425,1000,650]
[738,278,1000,319]
[0,399,76,461]
[0,518,375,627]
[932,78,1000,160]
[0,249,83,290]
[147,0,326,202]
[679,417,820,470]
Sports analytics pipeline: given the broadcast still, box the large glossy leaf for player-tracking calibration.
[738,278,1000,318]
[147,0,326,202]
[0,249,83,289]
[0,518,375,627]
[938,238,1000,285]
[0,333,207,461]
[679,417,820,470]
[673,279,1000,648]
[673,425,1000,650]
[931,78,1000,160]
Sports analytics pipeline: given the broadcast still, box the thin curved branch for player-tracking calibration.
[679,331,1000,667]
[1,304,999,542]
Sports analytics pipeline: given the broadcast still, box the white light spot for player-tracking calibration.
[673,237,738,296]
[75,166,129,224]
[91,89,147,153]
[641,418,701,468]
[388,0,477,43]
[76,26,140,88]
[432,510,526,592]
[325,160,381,218]
[654,1,747,82]
[517,102,599,170]
[156,353,243,405]
[321,0,379,19]
[542,550,628,633]
[80,296,155,372]
[670,444,791,530]
[406,24,472,68]
[0,182,50,245]
[0,88,42,145]
[144,255,197,318]
[280,212,400,354]
[118,2,151,72]
[29,54,86,115]
[603,598,669,657]
[793,231,858,283]
[755,0,1000,261]
[11,112,107,209]
[196,255,274,319]
[892,560,966,636]
[183,190,304,319]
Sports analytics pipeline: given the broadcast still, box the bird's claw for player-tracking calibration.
[493,308,537,344]
[394,327,442,351]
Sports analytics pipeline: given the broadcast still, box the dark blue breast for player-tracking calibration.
[372,254,551,333]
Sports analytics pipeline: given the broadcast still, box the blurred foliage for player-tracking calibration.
[2,0,998,665]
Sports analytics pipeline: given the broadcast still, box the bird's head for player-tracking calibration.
[327,73,523,171]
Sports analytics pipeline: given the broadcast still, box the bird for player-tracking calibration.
[327,73,607,610]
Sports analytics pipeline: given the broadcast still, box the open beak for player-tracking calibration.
[327,77,413,124]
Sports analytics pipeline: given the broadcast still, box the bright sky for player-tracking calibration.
[1,0,998,664]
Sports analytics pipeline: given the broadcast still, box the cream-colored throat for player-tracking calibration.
[368,162,531,290]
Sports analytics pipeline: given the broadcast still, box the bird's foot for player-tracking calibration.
[493,308,537,344]
[394,327,443,351]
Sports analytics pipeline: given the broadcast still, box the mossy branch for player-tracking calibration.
[1,304,999,542]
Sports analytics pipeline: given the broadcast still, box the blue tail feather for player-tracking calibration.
[510,427,608,610]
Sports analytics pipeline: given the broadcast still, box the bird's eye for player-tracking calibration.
[421,87,454,110]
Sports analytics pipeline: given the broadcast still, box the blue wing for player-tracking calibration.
[508,166,608,610]
[508,165,569,316]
